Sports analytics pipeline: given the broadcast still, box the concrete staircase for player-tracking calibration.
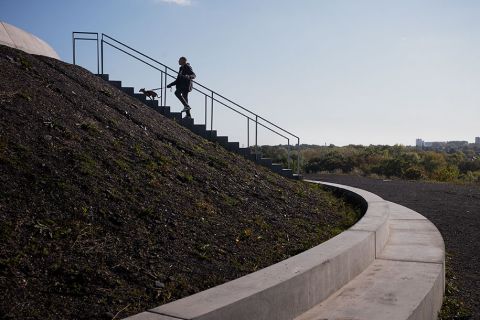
[99,74,300,180]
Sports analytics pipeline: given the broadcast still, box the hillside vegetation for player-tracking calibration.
[0,45,359,319]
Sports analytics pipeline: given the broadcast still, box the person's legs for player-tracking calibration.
[181,90,191,118]
[181,90,189,105]
[174,89,189,107]
[175,89,191,117]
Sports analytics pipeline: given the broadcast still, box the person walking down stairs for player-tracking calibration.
[167,56,196,118]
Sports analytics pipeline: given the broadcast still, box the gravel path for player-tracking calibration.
[307,174,480,318]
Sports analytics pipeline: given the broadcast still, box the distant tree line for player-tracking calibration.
[256,144,480,184]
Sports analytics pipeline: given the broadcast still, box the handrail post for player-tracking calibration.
[210,92,214,134]
[96,33,100,75]
[100,34,104,74]
[164,67,167,107]
[72,33,76,65]
[160,72,164,107]
[287,139,291,169]
[204,95,207,127]
[255,115,258,160]
[247,118,250,148]
[297,138,300,175]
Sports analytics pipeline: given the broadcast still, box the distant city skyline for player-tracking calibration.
[2,0,480,146]
[416,137,480,150]
[416,136,480,145]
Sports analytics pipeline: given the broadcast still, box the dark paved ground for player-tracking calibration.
[307,174,480,319]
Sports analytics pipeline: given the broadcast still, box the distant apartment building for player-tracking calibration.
[416,139,424,148]
[415,138,469,151]
[476,137,480,145]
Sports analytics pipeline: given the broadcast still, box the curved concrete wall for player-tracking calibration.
[125,181,445,320]
[0,22,59,59]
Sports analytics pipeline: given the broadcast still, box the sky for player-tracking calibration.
[2,0,480,146]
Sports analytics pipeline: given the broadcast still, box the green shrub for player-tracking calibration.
[433,166,459,182]
[403,167,425,180]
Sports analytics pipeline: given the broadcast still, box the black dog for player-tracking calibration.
[139,88,158,100]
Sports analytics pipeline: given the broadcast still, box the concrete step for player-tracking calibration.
[237,147,252,157]
[133,93,147,102]
[180,117,194,129]
[121,87,135,95]
[160,106,170,115]
[192,124,206,135]
[226,142,240,152]
[97,74,109,81]
[150,105,170,116]
[247,153,262,161]
[216,136,229,147]
[292,174,303,180]
[280,168,293,178]
[258,158,273,167]
[150,105,169,116]
[145,99,159,108]
[108,80,122,88]
[270,163,284,173]
[169,112,182,121]
[205,130,217,140]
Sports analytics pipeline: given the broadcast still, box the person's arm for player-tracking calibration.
[183,64,196,80]
[166,79,177,88]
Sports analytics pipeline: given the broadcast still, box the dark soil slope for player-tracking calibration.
[0,45,358,319]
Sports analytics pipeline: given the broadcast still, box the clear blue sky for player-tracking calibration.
[2,0,480,146]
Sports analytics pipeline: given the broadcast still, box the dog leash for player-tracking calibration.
[142,88,172,92]
[150,87,172,91]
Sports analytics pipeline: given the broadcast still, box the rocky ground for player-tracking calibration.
[307,173,479,320]
[0,44,361,319]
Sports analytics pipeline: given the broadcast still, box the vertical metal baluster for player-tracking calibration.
[96,33,100,75]
[287,139,291,169]
[160,72,164,107]
[72,33,76,65]
[247,118,250,148]
[100,35,104,75]
[210,92,214,135]
[204,95,207,127]
[297,138,300,175]
[255,115,258,160]
[164,67,167,107]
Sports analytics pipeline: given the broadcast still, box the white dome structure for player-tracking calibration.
[0,21,60,59]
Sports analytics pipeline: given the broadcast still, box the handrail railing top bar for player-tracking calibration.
[208,91,299,139]
[100,33,298,141]
[178,77,299,139]
[103,40,164,73]
[74,31,301,172]
[102,33,177,74]
[74,38,98,41]
[73,31,99,35]
[105,42,260,127]
[211,98,290,141]
[104,40,261,125]
[104,38,288,139]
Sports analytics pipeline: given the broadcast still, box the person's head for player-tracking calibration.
[178,56,187,65]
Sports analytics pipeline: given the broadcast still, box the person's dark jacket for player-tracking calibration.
[168,63,196,92]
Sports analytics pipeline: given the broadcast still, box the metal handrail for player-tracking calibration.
[100,40,290,141]
[102,34,299,141]
[72,32,100,74]
[72,31,301,174]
